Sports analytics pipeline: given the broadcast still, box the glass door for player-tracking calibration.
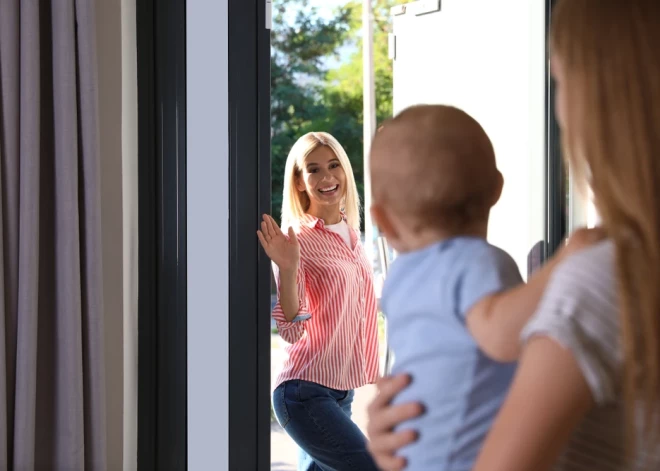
[390,0,548,280]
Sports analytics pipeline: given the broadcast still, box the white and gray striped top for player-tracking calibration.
[521,240,659,470]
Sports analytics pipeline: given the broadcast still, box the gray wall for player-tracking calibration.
[187,0,230,469]
[121,0,139,467]
[96,0,138,468]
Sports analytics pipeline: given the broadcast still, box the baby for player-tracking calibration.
[369,104,585,470]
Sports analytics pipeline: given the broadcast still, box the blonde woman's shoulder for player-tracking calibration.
[552,239,616,292]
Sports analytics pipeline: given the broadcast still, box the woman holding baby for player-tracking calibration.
[367,0,660,470]
[258,132,380,470]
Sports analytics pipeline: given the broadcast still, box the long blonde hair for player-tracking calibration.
[280,132,361,231]
[552,0,660,455]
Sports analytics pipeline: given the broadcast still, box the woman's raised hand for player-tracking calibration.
[257,214,300,272]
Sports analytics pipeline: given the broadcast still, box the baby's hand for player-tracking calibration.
[561,227,607,258]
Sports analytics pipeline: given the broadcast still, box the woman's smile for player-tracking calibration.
[318,184,340,197]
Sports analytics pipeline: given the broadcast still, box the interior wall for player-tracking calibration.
[96,0,124,468]
[96,0,138,469]
[121,0,139,468]
[187,0,229,468]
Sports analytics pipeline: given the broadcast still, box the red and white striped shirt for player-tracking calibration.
[272,213,380,391]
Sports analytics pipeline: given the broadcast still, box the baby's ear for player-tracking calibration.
[371,204,396,239]
[490,170,504,206]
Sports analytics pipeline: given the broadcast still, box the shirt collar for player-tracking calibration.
[301,212,347,228]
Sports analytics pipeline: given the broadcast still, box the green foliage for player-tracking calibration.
[271,0,354,219]
[271,0,403,227]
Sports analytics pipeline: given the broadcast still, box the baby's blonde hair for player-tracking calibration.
[281,132,361,231]
[370,104,500,232]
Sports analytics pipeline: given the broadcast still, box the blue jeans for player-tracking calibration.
[272,380,379,471]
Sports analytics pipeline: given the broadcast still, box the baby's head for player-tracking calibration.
[370,104,503,252]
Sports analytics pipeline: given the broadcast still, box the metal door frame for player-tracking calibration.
[135,0,562,469]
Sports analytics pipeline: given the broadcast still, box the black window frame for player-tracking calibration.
[136,0,188,468]
[136,0,272,468]
[546,0,566,256]
[135,0,563,468]
[227,0,273,469]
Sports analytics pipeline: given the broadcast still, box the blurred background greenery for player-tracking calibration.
[270,0,403,229]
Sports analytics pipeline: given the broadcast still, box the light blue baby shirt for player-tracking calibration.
[381,237,523,471]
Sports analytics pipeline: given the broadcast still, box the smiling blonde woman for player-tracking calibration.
[258,132,380,471]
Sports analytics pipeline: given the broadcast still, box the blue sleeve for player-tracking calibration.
[457,246,523,317]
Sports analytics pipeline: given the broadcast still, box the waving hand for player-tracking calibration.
[257,214,300,272]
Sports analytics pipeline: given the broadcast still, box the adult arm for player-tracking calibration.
[275,265,304,323]
[472,337,593,471]
[271,262,311,343]
[258,214,311,343]
[475,238,617,470]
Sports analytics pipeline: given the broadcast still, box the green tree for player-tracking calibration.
[326,0,400,122]
[270,0,403,227]
[311,0,402,226]
[270,0,353,221]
